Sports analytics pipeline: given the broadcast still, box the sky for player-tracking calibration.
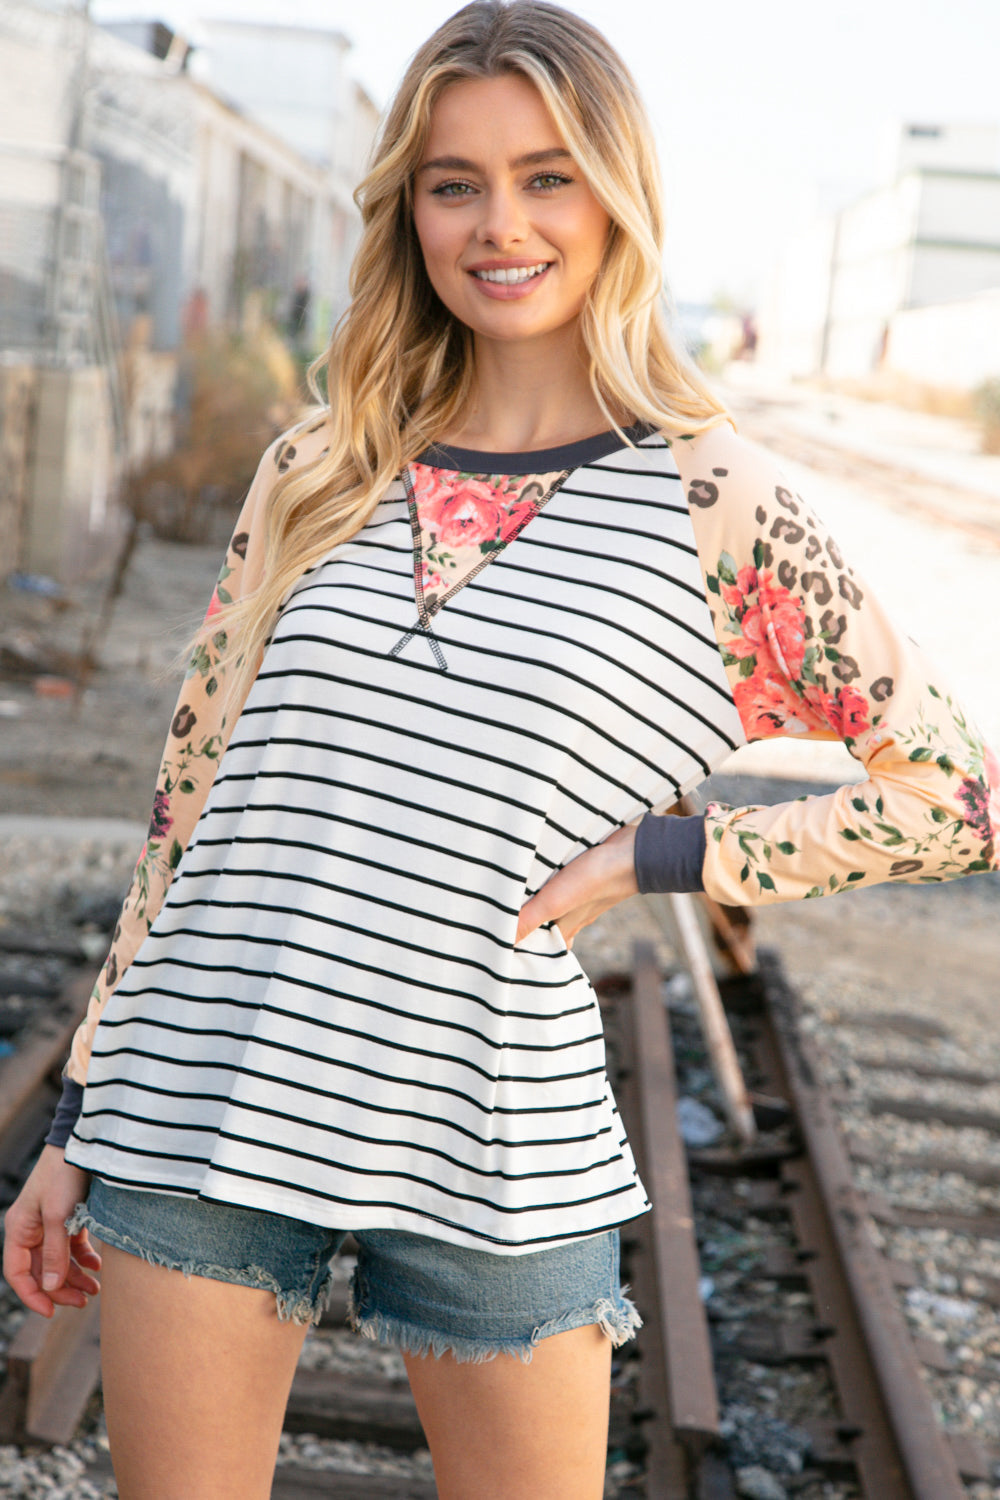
[91,0,1000,306]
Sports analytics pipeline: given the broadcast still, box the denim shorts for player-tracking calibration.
[69,1178,641,1364]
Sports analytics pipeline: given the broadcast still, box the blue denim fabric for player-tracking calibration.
[69,1178,641,1363]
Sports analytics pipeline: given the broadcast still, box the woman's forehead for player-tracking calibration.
[422,74,567,162]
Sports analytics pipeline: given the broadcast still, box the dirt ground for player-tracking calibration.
[2,381,999,1014]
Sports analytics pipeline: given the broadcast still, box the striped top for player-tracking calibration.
[65,418,999,1252]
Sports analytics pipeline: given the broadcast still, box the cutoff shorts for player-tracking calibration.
[69,1178,642,1364]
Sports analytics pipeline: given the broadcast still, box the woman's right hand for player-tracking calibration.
[2,1146,100,1317]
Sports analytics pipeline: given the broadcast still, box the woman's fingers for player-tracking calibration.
[516,825,638,944]
[70,1225,102,1272]
[2,1148,96,1316]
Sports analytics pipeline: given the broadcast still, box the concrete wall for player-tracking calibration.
[757,217,837,379]
[194,19,351,171]
[0,365,38,576]
[25,368,118,582]
[887,290,1000,390]
[758,159,1000,382]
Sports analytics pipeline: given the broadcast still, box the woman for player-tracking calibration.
[5,3,998,1497]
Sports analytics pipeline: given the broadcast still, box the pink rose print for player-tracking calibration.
[204,587,223,620]
[500,498,539,541]
[734,665,828,739]
[759,596,807,680]
[725,571,808,681]
[148,788,174,841]
[421,478,508,549]
[987,746,1000,842]
[410,465,459,511]
[958,777,993,842]
[822,685,871,739]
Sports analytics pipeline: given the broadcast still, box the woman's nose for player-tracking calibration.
[475,186,529,249]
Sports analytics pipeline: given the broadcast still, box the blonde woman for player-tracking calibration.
[5,3,997,1497]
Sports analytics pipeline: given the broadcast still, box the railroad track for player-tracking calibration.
[1,915,998,1497]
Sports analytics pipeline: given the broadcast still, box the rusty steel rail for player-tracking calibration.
[3,939,992,1498]
[604,944,735,1500]
[749,948,972,1500]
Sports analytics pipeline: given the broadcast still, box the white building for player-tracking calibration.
[102,15,379,342]
[0,0,377,579]
[759,122,1000,385]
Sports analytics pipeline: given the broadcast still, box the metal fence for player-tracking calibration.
[0,199,57,357]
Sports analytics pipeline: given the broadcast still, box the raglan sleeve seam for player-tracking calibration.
[61,430,290,1088]
[673,423,999,906]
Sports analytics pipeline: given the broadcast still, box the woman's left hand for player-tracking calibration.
[516,824,638,949]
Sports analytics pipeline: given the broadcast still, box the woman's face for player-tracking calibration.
[412,74,611,350]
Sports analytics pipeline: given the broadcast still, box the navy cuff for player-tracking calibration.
[633,812,706,894]
[44,1078,85,1150]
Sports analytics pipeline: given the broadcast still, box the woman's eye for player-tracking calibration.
[431,180,476,198]
[531,172,572,191]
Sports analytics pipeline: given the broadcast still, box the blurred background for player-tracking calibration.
[1,0,999,800]
[2,14,999,1493]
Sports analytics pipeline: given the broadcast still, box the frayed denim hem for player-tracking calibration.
[347,1280,643,1366]
[66,1202,333,1327]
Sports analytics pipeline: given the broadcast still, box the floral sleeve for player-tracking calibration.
[63,429,303,1085]
[671,422,1000,906]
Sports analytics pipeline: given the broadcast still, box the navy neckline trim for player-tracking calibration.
[415,422,656,474]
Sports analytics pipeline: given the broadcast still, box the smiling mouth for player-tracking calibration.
[470,263,551,284]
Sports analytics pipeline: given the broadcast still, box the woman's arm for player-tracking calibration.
[6,423,328,1315]
[671,423,999,905]
[518,423,998,940]
[60,433,283,1092]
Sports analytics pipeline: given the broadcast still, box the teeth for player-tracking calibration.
[473,264,548,284]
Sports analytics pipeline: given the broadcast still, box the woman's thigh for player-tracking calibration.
[404,1323,613,1500]
[350,1226,639,1499]
[74,1179,344,1500]
[99,1243,309,1500]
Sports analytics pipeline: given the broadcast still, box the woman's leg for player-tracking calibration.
[98,1243,309,1500]
[404,1323,612,1500]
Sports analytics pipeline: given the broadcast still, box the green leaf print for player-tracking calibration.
[757,872,776,892]
[717,552,738,586]
[909,747,933,762]
[169,838,183,870]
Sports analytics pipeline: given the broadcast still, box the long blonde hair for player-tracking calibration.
[214,0,729,708]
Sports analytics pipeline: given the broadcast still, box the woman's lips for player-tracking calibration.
[466,263,553,299]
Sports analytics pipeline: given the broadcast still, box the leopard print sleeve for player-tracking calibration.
[672,422,999,906]
[64,421,328,1086]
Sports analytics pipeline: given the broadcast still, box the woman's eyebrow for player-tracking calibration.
[417,148,573,173]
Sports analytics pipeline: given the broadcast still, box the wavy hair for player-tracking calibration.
[212,0,730,708]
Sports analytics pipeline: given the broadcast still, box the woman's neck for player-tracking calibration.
[442,327,623,454]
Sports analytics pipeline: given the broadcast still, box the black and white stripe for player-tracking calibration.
[69,432,745,1252]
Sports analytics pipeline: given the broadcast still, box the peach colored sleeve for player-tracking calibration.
[64,434,288,1084]
[672,422,999,906]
